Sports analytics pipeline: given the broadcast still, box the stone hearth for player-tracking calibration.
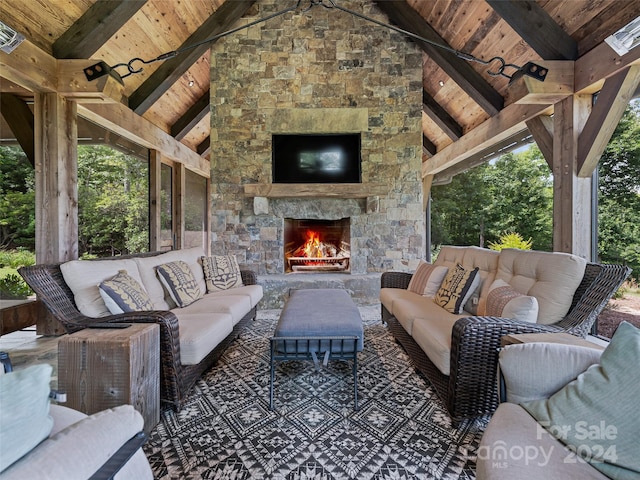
[210,0,425,307]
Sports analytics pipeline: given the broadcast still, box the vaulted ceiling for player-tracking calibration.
[1,0,639,181]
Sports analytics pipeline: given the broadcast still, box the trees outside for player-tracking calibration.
[0,146,35,250]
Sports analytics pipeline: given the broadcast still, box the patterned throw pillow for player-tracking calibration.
[407,261,449,298]
[99,270,153,314]
[201,255,243,292]
[434,263,480,314]
[156,261,203,308]
[485,279,538,322]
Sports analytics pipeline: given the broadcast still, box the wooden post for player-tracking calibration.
[552,94,592,257]
[174,163,185,250]
[149,150,162,251]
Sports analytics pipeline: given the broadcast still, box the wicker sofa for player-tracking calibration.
[19,247,262,411]
[380,246,630,421]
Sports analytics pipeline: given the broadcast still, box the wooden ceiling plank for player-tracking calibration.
[78,102,209,177]
[0,94,35,166]
[525,115,553,168]
[422,90,462,140]
[53,0,147,59]
[422,103,551,176]
[373,0,503,115]
[578,65,640,177]
[486,0,577,60]
[130,0,256,114]
[172,90,210,140]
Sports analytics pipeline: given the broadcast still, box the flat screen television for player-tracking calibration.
[272,133,361,183]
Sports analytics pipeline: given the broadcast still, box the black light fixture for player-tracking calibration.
[84,0,547,83]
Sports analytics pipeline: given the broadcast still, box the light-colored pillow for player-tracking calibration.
[156,261,203,308]
[522,322,640,479]
[98,270,154,314]
[407,261,449,298]
[201,255,244,292]
[499,342,602,404]
[485,279,539,322]
[434,263,480,314]
[0,364,54,473]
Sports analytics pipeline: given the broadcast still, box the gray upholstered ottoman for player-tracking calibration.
[269,288,364,410]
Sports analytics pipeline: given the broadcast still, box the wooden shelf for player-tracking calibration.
[243,183,387,198]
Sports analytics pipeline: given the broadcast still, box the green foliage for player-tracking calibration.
[488,232,533,251]
[0,273,33,298]
[0,147,35,249]
[0,249,36,269]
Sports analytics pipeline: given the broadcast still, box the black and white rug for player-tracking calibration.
[144,307,488,479]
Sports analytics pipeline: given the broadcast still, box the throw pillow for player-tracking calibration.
[522,322,640,479]
[201,255,243,292]
[98,270,153,314]
[407,261,449,298]
[434,263,480,314]
[0,364,54,473]
[156,261,203,308]
[485,278,539,323]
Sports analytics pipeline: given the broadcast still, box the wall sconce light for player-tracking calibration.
[0,20,25,54]
[84,0,548,84]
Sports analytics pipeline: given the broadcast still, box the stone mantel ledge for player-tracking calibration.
[243,183,387,198]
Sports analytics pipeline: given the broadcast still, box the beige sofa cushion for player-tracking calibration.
[174,292,253,326]
[134,247,206,310]
[409,302,468,376]
[477,403,609,480]
[173,311,234,365]
[495,249,586,325]
[434,246,499,315]
[205,284,263,309]
[60,258,143,318]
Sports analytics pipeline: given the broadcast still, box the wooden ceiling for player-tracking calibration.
[1,0,639,177]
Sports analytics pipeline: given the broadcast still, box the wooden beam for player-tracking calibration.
[197,135,211,157]
[486,0,577,60]
[373,0,503,116]
[78,103,210,177]
[57,59,127,103]
[575,40,640,94]
[423,103,551,176]
[525,115,553,168]
[53,0,146,59]
[511,60,574,105]
[171,90,210,140]
[422,90,462,140]
[243,183,388,198]
[578,65,640,177]
[0,40,57,93]
[149,150,162,252]
[423,134,436,156]
[130,0,256,114]
[422,174,434,211]
[0,94,35,166]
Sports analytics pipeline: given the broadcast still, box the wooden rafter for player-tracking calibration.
[373,0,503,116]
[423,134,436,157]
[422,90,462,141]
[525,115,553,168]
[129,0,256,114]
[197,136,211,157]
[0,94,35,166]
[53,0,147,59]
[171,90,210,140]
[486,0,578,60]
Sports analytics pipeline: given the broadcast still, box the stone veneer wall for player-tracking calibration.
[210,0,424,281]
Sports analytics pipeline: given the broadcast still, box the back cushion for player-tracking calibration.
[495,249,587,325]
[60,259,143,318]
[134,247,206,310]
[434,246,499,315]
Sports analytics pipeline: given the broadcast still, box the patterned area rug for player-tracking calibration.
[144,307,488,479]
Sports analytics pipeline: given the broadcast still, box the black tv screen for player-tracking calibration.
[272,134,361,183]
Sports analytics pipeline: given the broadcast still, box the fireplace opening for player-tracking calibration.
[284,218,350,273]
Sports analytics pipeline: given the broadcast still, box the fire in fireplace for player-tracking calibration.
[284,218,350,273]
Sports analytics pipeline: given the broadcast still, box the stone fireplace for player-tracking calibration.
[209,0,425,307]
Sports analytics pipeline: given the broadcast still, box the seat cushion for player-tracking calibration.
[173,312,234,365]
[409,304,467,376]
[205,284,263,308]
[175,292,253,325]
[495,249,586,325]
[477,403,609,480]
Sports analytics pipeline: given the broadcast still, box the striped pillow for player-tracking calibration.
[407,261,449,298]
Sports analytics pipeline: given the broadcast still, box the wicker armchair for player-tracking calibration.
[381,262,630,421]
[19,252,259,411]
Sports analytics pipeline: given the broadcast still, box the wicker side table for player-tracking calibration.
[58,323,160,432]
